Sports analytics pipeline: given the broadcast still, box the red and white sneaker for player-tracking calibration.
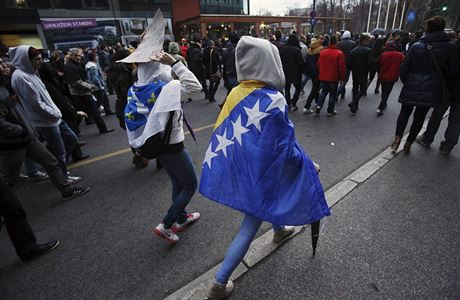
[172,212,201,233]
[152,223,179,244]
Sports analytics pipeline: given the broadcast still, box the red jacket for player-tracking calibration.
[378,51,404,82]
[317,45,346,82]
[180,45,188,58]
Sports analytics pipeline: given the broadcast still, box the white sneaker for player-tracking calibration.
[273,226,295,243]
[67,176,82,184]
[303,108,313,114]
[376,109,383,115]
[206,280,234,299]
[153,223,179,244]
[172,212,200,233]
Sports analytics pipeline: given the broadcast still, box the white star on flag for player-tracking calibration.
[215,128,234,157]
[244,99,270,132]
[266,92,287,113]
[203,143,218,169]
[231,115,249,146]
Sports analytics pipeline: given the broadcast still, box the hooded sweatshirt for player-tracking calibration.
[10,45,62,127]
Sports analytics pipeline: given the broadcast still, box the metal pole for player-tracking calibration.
[311,0,316,33]
[392,0,399,30]
[384,0,391,31]
[366,0,373,32]
[376,0,383,28]
[399,0,406,29]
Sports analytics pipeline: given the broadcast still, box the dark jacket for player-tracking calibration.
[0,86,35,150]
[280,45,305,83]
[203,46,221,78]
[222,43,237,81]
[64,59,96,96]
[305,53,320,77]
[398,31,459,107]
[348,45,372,75]
[186,42,205,76]
[446,41,460,104]
[338,38,357,65]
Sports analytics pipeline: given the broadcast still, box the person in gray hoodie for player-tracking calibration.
[10,46,80,182]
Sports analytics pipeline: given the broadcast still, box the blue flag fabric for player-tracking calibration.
[199,83,330,225]
[125,80,166,132]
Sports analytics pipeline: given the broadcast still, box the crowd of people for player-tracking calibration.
[0,11,459,298]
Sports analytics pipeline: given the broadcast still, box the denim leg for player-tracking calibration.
[305,77,320,108]
[272,224,283,231]
[36,125,68,177]
[24,158,39,176]
[442,102,460,149]
[301,74,309,91]
[395,104,415,137]
[216,214,263,284]
[423,101,450,144]
[158,149,198,228]
[326,82,338,112]
[59,120,78,163]
[316,81,329,108]
[379,81,395,110]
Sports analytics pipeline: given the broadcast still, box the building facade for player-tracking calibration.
[0,0,173,50]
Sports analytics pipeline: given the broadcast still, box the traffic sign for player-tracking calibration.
[310,10,317,18]
[407,9,416,23]
[310,18,317,26]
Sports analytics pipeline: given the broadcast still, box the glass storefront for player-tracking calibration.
[200,0,249,15]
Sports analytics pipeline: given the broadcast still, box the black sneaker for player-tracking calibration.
[99,128,115,134]
[315,106,321,115]
[20,240,60,262]
[327,110,337,117]
[416,136,430,148]
[439,144,451,155]
[62,187,90,200]
[348,103,357,114]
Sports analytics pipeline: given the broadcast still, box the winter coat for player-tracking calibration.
[279,45,304,84]
[222,43,237,82]
[186,42,205,77]
[0,86,36,150]
[348,45,372,75]
[168,42,187,67]
[317,45,346,82]
[64,59,96,96]
[97,50,111,70]
[338,38,357,65]
[85,61,106,90]
[378,50,404,82]
[398,31,459,107]
[203,46,221,78]
[9,45,62,127]
[446,41,460,104]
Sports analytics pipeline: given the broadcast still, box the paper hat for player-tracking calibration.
[118,9,165,63]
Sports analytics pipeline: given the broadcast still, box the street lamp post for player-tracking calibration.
[366,0,373,32]
[376,0,383,28]
[384,0,392,31]
[311,0,317,33]
[392,0,399,30]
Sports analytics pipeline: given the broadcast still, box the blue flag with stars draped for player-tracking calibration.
[199,81,330,225]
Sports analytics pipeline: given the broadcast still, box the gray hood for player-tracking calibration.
[235,36,285,91]
[168,42,181,55]
[9,45,35,74]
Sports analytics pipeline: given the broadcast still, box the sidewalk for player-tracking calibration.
[230,128,460,299]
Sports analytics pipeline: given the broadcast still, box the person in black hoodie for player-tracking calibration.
[337,30,356,99]
[368,38,385,94]
[203,40,221,103]
[303,38,324,113]
[348,34,372,113]
[280,34,305,110]
[186,35,208,99]
[416,33,460,155]
[390,16,459,154]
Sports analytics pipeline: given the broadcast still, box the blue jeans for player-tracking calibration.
[36,120,78,177]
[215,214,284,284]
[317,81,339,113]
[337,68,351,97]
[157,149,198,228]
[301,73,310,91]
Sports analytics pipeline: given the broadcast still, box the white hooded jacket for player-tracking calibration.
[10,45,62,127]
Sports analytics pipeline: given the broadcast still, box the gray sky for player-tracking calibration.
[250,0,313,16]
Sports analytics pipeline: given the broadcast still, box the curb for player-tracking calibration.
[164,114,443,300]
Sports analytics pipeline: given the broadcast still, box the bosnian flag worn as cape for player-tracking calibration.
[199,81,330,225]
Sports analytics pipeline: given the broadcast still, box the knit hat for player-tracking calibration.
[342,31,351,39]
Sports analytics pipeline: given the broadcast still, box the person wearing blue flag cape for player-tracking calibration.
[118,10,203,244]
[200,36,331,298]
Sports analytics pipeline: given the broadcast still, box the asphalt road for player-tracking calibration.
[2,80,453,299]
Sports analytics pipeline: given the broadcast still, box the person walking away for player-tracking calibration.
[200,36,330,298]
[376,41,404,115]
[303,38,324,113]
[348,34,372,113]
[118,10,203,244]
[390,16,459,154]
[221,33,239,98]
[315,35,346,116]
[368,38,385,94]
[168,42,187,67]
[9,46,82,182]
[337,30,356,99]
[64,48,114,134]
[186,35,208,99]
[85,52,114,115]
[203,40,222,103]
[300,35,309,95]
[0,179,61,261]
[279,34,305,111]
[416,33,460,155]
[271,30,285,51]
